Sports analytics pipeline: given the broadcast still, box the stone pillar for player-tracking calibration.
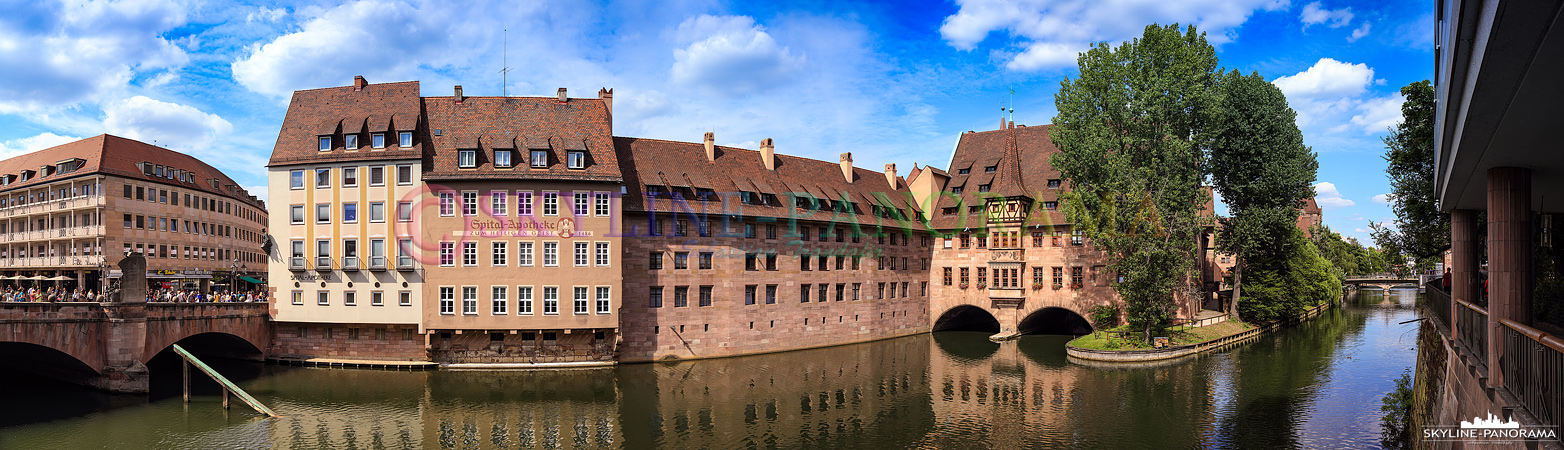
[1486,167,1531,388]
[1450,209,1480,340]
[98,253,149,393]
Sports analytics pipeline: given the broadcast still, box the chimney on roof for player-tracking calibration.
[759,138,776,170]
[598,88,613,114]
[353,75,368,90]
[884,164,898,189]
[558,87,568,102]
[454,85,464,103]
[839,153,854,183]
[703,132,716,162]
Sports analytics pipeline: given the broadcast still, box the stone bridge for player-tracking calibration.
[0,254,271,393]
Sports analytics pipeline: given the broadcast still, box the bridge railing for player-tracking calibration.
[1498,319,1564,429]
[144,302,269,319]
[1425,280,1451,330]
[1456,299,1489,364]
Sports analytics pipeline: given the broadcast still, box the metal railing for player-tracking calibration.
[1498,319,1564,428]
[1457,299,1489,365]
[1425,280,1451,330]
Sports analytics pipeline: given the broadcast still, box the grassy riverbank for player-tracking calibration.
[1068,320,1256,350]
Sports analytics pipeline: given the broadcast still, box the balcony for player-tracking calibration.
[369,256,387,271]
[0,256,103,268]
[342,257,360,271]
[1,195,105,217]
[315,257,333,271]
[289,257,306,271]
[396,256,416,271]
[1,225,106,243]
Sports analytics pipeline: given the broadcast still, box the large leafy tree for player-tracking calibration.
[1208,70,1319,321]
[1052,24,1217,341]
[1371,80,1446,260]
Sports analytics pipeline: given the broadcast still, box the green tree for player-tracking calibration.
[1372,81,1446,260]
[1052,24,1217,342]
[1208,70,1320,321]
[1240,227,1341,322]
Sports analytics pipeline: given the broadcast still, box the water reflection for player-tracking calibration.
[0,290,1419,449]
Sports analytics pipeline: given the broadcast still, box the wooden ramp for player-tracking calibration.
[171,344,279,418]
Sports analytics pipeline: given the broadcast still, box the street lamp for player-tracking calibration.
[229,258,247,292]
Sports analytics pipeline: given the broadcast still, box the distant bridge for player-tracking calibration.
[1342,274,1438,292]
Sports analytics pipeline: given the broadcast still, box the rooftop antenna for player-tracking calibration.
[499,29,511,97]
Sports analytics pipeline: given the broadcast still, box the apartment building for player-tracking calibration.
[267,77,428,361]
[0,135,266,292]
[614,133,932,362]
[418,87,623,364]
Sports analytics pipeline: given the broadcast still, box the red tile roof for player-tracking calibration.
[932,124,1069,229]
[0,134,264,208]
[614,137,924,228]
[422,96,621,183]
[268,80,424,167]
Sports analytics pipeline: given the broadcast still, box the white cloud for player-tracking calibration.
[1348,22,1371,42]
[1300,2,1353,29]
[246,185,268,204]
[939,0,1289,71]
[1371,193,1392,205]
[231,0,481,97]
[1273,58,1373,99]
[0,132,83,159]
[0,0,190,112]
[246,6,287,23]
[102,96,233,152]
[670,15,805,97]
[1314,181,1355,209]
[1349,93,1404,133]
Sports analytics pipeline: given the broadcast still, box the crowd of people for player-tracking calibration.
[0,285,267,302]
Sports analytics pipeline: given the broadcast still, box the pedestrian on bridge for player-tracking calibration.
[1442,268,1451,292]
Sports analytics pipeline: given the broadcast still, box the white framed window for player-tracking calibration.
[517,191,533,216]
[530,150,548,168]
[315,168,331,188]
[491,286,508,315]
[439,287,454,314]
[518,241,534,266]
[291,291,303,305]
[458,150,476,168]
[316,204,331,223]
[370,166,385,186]
[490,191,508,216]
[439,241,454,266]
[494,150,512,168]
[517,286,533,314]
[371,133,385,149]
[369,202,385,223]
[318,136,331,151]
[438,192,454,216]
[397,201,413,222]
[462,241,477,266]
[542,287,559,315]
[317,291,330,305]
[342,202,358,223]
[397,165,413,185]
[595,242,610,266]
[594,192,609,216]
[574,242,588,266]
[542,192,558,216]
[573,287,589,314]
[342,167,358,187]
[492,241,507,266]
[344,291,357,306]
[461,286,478,315]
[567,151,585,169]
[290,170,304,189]
[573,192,589,216]
[543,242,558,267]
[461,191,478,216]
[399,291,412,306]
[595,286,610,314]
[290,205,304,225]
[345,134,359,150]
[399,131,413,147]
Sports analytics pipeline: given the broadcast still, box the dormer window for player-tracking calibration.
[1044,201,1058,210]
[694,188,715,201]
[530,150,549,168]
[1047,179,1061,189]
[494,150,513,168]
[371,133,385,149]
[345,134,359,150]
[646,185,668,197]
[957,168,970,175]
[155,166,164,178]
[399,131,413,147]
[566,151,586,169]
[942,207,957,215]
[985,166,997,173]
[458,150,477,168]
[318,136,331,151]
[978,184,990,192]
[950,186,963,195]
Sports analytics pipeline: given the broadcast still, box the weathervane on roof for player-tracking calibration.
[1002,88,1016,122]
[499,29,512,97]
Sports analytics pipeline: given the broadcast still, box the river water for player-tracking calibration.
[0,289,1419,449]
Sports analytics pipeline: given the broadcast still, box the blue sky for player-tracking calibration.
[0,0,1432,243]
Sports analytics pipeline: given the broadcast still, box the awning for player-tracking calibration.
[240,276,265,284]
[48,275,73,281]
